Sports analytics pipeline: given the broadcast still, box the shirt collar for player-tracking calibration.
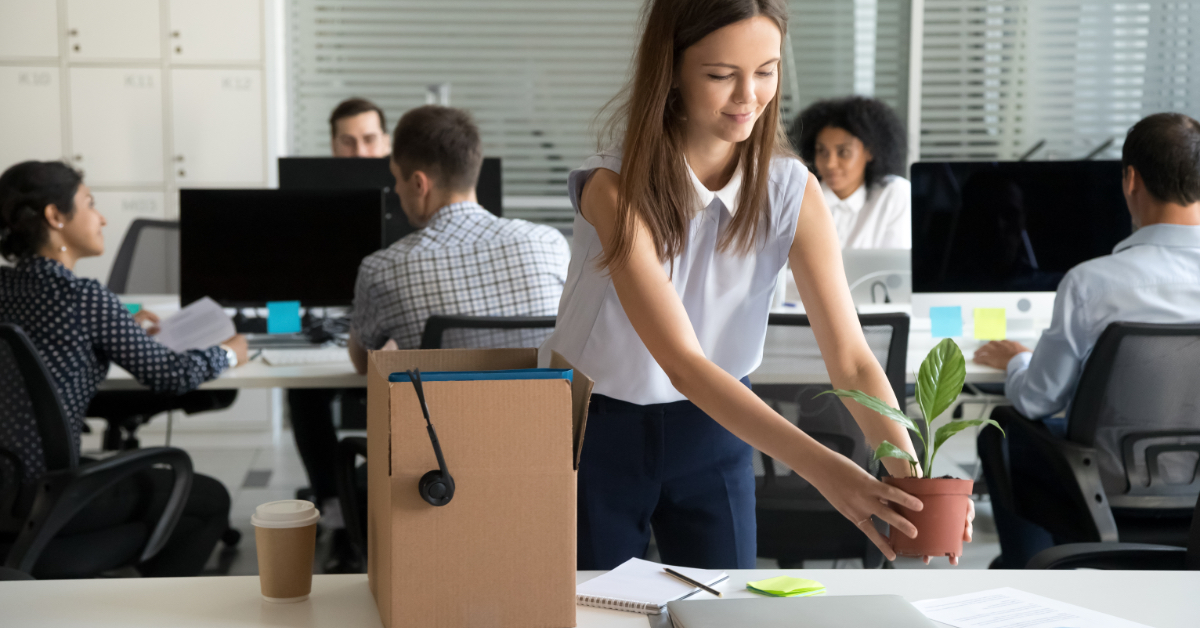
[821,180,867,214]
[1112,223,1200,254]
[686,160,743,216]
[425,201,490,231]
[19,255,73,278]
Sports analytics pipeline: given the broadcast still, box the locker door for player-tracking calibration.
[169,0,261,63]
[73,190,167,285]
[0,0,60,58]
[69,68,164,185]
[171,69,264,185]
[66,0,161,61]
[0,67,63,171]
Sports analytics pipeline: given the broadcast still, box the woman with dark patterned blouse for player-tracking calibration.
[0,161,247,577]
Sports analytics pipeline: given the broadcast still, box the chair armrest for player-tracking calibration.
[1027,542,1187,570]
[1006,412,1119,543]
[5,447,193,573]
[336,437,368,560]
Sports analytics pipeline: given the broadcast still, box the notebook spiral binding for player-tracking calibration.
[576,595,662,614]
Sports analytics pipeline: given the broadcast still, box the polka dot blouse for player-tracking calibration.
[0,256,228,451]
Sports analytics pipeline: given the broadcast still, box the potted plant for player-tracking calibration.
[822,338,1003,558]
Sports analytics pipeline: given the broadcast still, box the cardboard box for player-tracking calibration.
[366,349,592,628]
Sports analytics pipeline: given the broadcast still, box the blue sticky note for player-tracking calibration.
[930,306,963,338]
[267,301,302,334]
[123,303,142,314]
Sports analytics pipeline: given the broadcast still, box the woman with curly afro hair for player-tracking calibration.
[792,96,910,249]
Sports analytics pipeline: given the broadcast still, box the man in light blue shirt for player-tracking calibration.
[973,112,1200,568]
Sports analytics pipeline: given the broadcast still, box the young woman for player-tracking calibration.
[793,96,911,249]
[542,0,971,570]
[0,160,247,577]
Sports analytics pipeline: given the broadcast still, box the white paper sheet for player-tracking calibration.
[154,297,236,352]
[914,587,1151,628]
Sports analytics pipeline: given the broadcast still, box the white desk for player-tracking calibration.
[100,297,1010,391]
[2,570,1195,627]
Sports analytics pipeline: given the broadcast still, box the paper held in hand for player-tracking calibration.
[153,297,235,352]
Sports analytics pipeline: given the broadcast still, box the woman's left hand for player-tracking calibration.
[921,498,975,566]
[133,310,161,335]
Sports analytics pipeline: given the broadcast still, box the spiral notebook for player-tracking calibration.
[576,558,729,615]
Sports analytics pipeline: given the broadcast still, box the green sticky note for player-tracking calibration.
[973,308,1007,340]
[124,303,142,314]
[745,576,826,597]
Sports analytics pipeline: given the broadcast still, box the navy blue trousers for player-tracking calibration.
[577,380,757,571]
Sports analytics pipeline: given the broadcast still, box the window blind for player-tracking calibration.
[286,0,912,225]
[920,0,1200,162]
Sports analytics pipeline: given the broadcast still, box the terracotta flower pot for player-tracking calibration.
[883,476,974,558]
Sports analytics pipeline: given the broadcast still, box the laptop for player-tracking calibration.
[667,595,935,628]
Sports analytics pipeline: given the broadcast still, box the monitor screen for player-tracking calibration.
[911,161,1132,294]
[277,156,502,245]
[180,189,385,307]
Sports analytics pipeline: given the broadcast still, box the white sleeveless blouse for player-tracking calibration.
[539,150,810,405]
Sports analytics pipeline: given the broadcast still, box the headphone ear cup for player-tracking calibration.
[418,469,455,507]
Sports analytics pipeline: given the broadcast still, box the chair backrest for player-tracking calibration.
[1068,322,1200,509]
[419,314,557,350]
[0,324,77,530]
[106,219,180,295]
[754,313,909,480]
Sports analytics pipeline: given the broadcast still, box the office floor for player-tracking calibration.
[79,413,1001,577]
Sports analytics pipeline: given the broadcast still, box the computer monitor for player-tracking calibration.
[910,161,1131,320]
[277,156,502,245]
[180,189,385,308]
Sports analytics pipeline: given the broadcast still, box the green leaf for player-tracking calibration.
[871,440,919,466]
[916,338,967,422]
[929,418,1006,470]
[816,389,916,433]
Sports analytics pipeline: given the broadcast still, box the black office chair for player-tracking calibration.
[419,314,557,350]
[92,218,236,450]
[753,312,911,569]
[332,315,559,564]
[0,323,193,579]
[1028,491,1200,570]
[979,322,1200,563]
[106,219,181,295]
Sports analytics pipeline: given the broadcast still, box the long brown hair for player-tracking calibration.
[598,0,791,272]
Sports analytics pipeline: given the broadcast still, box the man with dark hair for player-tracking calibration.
[347,105,570,368]
[329,97,390,158]
[975,112,1200,568]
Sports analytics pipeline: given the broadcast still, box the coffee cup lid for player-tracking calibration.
[251,500,321,529]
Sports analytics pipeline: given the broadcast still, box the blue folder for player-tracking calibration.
[388,368,573,383]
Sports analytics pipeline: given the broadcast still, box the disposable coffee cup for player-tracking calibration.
[252,500,320,603]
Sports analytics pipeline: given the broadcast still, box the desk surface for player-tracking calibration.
[2,569,1195,627]
[100,297,1009,391]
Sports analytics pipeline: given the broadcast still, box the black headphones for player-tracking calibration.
[407,369,455,507]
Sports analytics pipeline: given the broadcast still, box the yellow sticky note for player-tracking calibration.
[746,575,826,597]
[974,308,1007,340]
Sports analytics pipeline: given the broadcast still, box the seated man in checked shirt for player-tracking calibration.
[347,104,571,370]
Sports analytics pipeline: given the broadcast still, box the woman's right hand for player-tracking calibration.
[221,334,249,368]
[806,450,923,561]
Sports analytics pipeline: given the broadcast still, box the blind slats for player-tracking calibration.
[287,0,910,225]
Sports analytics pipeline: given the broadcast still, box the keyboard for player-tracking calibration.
[247,334,319,349]
[260,348,347,366]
